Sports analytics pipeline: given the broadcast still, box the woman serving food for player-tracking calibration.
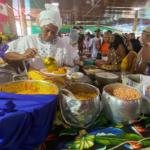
[1,4,78,88]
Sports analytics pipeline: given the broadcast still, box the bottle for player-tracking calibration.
[147,59,150,76]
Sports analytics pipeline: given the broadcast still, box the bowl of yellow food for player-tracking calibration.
[102,83,142,125]
[40,67,67,77]
[0,80,59,95]
[60,83,101,128]
[101,65,120,71]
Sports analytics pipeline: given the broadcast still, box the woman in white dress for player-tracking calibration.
[1,4,78,88]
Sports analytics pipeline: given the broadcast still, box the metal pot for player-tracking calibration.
[0,69,16,84]
[102,84,142,125]
[95,72,119,86]
[60,83,101,128]
[83,65,105,80]
[0,80,59,94]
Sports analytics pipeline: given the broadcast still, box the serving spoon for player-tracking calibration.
[61,89,77,99]
[36,53,57,72]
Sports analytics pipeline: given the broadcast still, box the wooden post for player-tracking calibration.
[21,13,28,36]
[132,11,138,33]
[97,8,102,28]
[97,17,100,28]
[97,13,101,28]
[36,18,40,26]
[18,0,22,35]
[6,5,17,35]
[19,0,27,36]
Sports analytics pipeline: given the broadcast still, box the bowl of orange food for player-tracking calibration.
[60,83,101,128]
[0,80,59,95]
[102,84,142,125]
[40,67,67,77]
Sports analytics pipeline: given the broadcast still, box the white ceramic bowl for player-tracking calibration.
[71,72,84,79]
[95,72,119,86]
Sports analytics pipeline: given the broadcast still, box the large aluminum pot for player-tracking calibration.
[102,84,142,125]
[60,83,101,128]
[95,72,119,86]
[0,69,16,84]
[0,80,59,94]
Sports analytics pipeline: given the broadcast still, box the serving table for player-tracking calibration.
[38,69,150,150]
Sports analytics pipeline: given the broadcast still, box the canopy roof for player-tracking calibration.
[4,0,150,31]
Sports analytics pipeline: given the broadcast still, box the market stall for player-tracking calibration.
[1,56,150,150]
[35,59,150,150]
[1,0,150,149]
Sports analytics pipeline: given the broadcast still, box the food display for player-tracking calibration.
[101,65,120,71]
[16,83,57,94]
[73,92,97,100]
[0,81,58,95]
[53,68,66,74]
[106,88,140,100]
[46,67,66,74]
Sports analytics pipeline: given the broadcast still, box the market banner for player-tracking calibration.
[0,0,10,35]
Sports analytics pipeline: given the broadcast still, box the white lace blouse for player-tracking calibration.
[6,34,77,70]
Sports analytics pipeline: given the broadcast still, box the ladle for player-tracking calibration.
[65,80,77,94]
[36,53,57,71]
[61,89,76,99]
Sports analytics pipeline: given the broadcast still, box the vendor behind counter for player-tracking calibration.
[0,4,78,88]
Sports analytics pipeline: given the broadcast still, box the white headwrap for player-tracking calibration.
[39,4,62,30]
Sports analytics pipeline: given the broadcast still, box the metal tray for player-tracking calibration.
[100,65,120,72]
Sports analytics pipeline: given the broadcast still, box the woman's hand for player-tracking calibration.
[21,48,37,60]
[63,66,70,71]
[74,61,84,66]
[112,61,117,65]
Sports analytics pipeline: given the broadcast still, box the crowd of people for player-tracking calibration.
[0,2,150,76]
[66,25,150,75]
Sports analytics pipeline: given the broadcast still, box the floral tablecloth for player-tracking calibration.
[36,111,150,150]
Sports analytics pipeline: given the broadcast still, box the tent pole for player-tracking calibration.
[132,10,138,33]
[18,0,22,36]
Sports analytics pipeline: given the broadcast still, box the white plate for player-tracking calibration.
[0,63,7,67]
[71,72,84,79]
[40,68,67,77]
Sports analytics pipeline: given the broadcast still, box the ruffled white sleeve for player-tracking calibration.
[6,37,28,54]
[5,34,38,55]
